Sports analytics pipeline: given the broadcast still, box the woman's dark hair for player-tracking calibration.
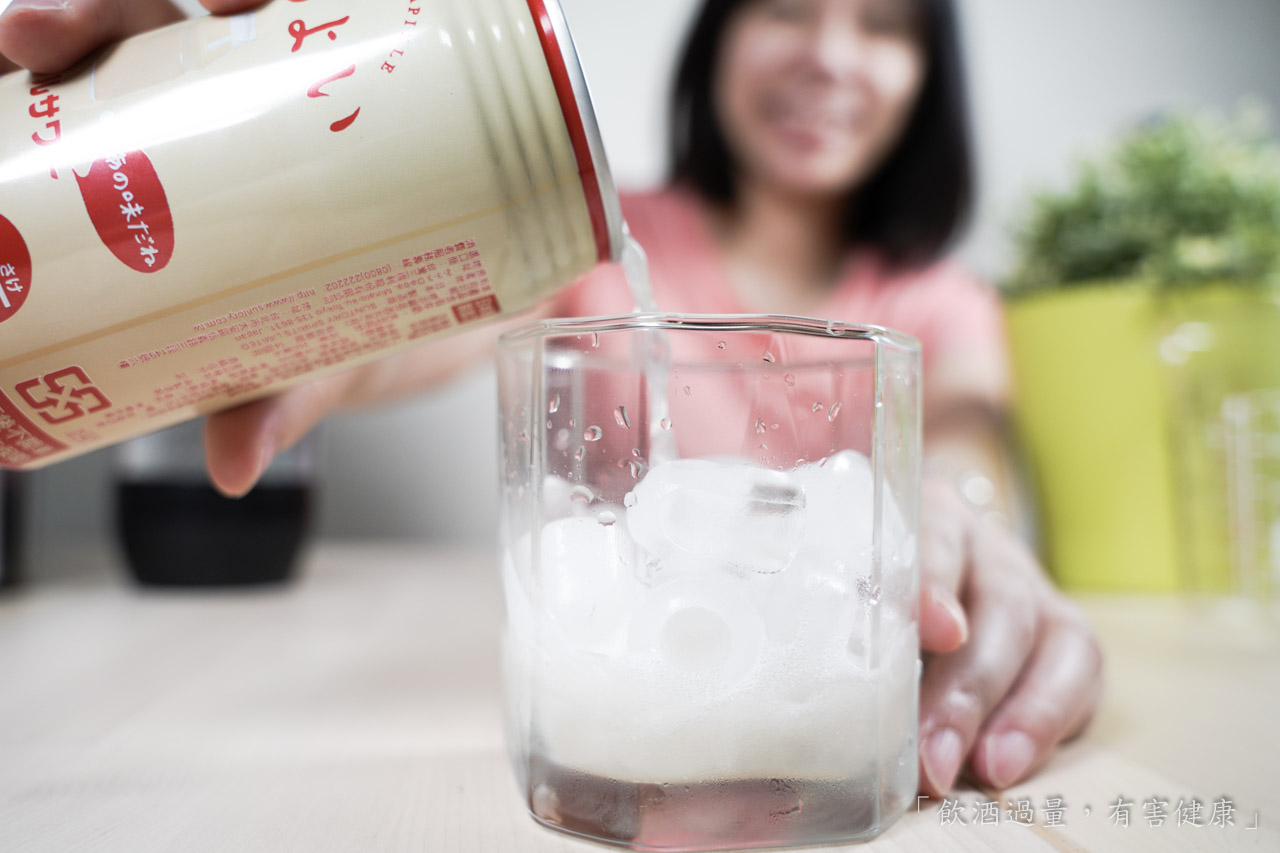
[669,0,974,269]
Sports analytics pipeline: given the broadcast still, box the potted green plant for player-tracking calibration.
[1002,105,1280,593]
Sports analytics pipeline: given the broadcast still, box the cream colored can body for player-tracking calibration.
[0,0,619,469]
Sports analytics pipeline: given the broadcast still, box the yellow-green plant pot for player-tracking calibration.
[1006,281,1179,592]
[1008,281,1280,593]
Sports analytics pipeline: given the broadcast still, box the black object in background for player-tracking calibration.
[0,471,26,590]
[116,420,317,587]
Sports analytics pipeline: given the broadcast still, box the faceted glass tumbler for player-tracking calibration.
[497,315,921,851]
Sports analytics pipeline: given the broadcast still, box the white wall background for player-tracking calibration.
[20,0,1280,569]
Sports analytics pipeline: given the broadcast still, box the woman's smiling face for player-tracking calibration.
[714,0,928,200]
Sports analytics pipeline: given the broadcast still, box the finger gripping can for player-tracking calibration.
[0,0,621,469]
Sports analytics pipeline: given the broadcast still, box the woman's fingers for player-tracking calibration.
[0,0,266,74]
[0,0,185,74]
[199,0,264,12]
[970,604,1105,790]
[917,525,1043,797]
[918,479,972,654]
[204,370,357,498]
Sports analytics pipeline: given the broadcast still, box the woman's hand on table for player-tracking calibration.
[915,477,1104,797]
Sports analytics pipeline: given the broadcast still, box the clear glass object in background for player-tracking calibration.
[116,418,316,586]
[497,315,921,851]
[1161,294,1280,597]
[1221,390,1280,599]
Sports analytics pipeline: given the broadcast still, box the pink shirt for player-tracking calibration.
[542,187,1008,482]
[552,186,1007,378]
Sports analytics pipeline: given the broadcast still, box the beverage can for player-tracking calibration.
[0,0,621,470]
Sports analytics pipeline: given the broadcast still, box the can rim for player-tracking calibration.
[527,0,624,264]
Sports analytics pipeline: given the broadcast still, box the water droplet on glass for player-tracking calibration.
[591,332,600,348]
[818,456,828,468]
[812,402,823,413]
[546,419,553,430]
[717,340,727,350]
[569,485,594,506]
[660,417,672,430]
[597,510,617,527]
[584,425,603,442]
[754,418,767,435]
[568,418,575,428]
[770,422,780,431]
[614,406,631,429]
[516,430,528,444]
[618,458,645,479]
[573,446,585,462]
[784,373,796,387]
[631,448,642,457]
[758,442,768,451]
[762,351,776,363]
[554,428,571,451]
[548,394,560,415]
[827,402,842,422]
[683,385,692,396]
[623,492,638,508]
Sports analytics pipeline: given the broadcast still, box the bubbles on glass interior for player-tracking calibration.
[574,446,586,462]
[660,417,672,430]
[517,429,529,444]
[683,386,692,396]
[856,576,882,606]
[828,402,843,422]
[569,485,595,507]
[597,510,617,527]
[762,351,775,363]
[584,425,603,442]
[548,394,560,415]
[717,341,727,350]
[812,402,823,413]
[614,406,631,429]
[784,373,796,387]
[754,419,767,435]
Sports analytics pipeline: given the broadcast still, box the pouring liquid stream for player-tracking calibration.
[618,226,676,468]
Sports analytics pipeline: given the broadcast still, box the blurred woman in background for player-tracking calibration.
[0,0,1101,799]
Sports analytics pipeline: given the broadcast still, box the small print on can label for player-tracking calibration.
[0,214,33,324]
[75,150,175,273]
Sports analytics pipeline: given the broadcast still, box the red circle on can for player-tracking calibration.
[0,214,32,324]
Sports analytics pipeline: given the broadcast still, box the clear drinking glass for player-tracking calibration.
[497,315,921,851]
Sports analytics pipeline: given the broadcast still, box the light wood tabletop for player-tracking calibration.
[1,544,1276,852]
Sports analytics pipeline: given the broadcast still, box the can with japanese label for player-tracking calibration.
[0,0,621,469]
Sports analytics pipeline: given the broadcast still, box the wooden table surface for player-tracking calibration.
[1,544,1276,852]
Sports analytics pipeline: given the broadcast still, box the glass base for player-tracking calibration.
[527,755,905,851]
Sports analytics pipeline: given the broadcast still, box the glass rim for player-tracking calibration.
[497,312,921,353]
